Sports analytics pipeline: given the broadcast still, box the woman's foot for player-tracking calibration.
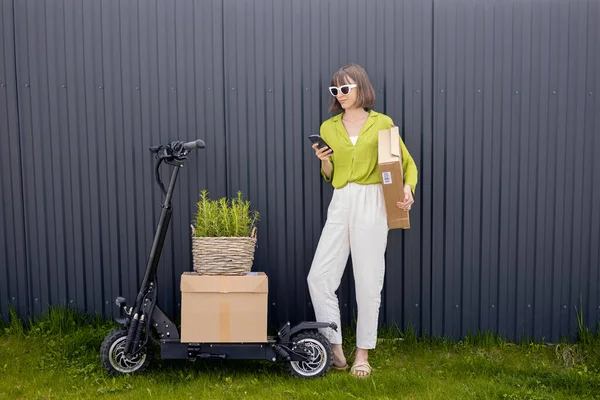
[351,347,371,378]
[332,344,348,369]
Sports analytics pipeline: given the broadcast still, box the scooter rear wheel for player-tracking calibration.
[100,328,151,375]
[286,331,333,378]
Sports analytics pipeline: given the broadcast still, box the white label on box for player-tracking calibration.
[382,172,392,184]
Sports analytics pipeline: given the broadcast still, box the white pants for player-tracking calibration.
[307,182,388,349]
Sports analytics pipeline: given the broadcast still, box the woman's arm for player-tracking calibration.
[400,138,418,194]
[321,158,333,181]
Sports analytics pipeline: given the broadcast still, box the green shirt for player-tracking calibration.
[320,110,418,193]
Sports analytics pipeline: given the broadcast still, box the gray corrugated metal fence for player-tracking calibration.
[1,0,598,343]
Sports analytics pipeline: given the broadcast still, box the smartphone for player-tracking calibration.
[308,135,333,154]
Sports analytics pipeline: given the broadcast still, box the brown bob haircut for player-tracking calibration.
[329,64,376,114]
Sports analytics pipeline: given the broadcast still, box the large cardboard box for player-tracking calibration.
[180,272,268,343]
[378,126,410,229]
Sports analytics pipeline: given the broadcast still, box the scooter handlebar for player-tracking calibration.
[183,139,205,150]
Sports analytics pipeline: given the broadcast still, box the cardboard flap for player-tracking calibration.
[390,126,401,157]
[180,272,268,293]
[378,126,401,162]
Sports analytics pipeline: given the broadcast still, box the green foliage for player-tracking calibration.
[1,307,600,399]
[3,307,24,337]
[193,190,259,237]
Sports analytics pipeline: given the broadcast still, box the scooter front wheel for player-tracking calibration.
[286,331,333,378]
[100,329,151,375]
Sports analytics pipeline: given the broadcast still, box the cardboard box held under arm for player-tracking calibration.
[180,272,268,343]
[378,126,410,229]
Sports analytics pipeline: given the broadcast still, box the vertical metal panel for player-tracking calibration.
[460,0,480,339]
[515,0,534,341]
[15,0,48,316]
[381,0,432,336]
[564,0,592,340]
[430,0,599,342]
[45,0,68,309]
[431,0,446,338]
[586,0,600,334]
[1,0,599,343]
[61,0,86,311]
[551,0,570,342]
[1,0,29,317]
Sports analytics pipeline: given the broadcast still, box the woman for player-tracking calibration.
[307,64,418,378]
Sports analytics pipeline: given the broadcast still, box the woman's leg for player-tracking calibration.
[307,188,351,365]
[348,183,388,374]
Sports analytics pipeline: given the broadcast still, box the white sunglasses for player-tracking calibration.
[328,84,357,96]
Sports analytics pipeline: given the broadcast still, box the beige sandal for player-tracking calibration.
[332,362,349,371]
[350,362,372,378]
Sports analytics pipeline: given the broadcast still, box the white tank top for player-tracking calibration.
[349,136,358,145]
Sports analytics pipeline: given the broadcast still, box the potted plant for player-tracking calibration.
[191,190,259,275]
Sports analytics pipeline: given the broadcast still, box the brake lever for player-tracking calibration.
[169,141,189,161]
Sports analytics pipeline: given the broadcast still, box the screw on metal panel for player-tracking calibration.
[589,92,593,96]
[106,301,109,305]
[70,300,74,303]
[166,325,169,328]
[415,303,419,308]
[231,87,236,91]
[515,91,519,94]
[25,83,30,87]
[136,86,140,90]
[272,302,276,306]
[208,88,212,91]
[440,89,444,93]
[98,86,103,90]
[172,87,176,91]
[62,85,66,88]
[563,305,567,309]
[268,89,272,92]
[552,91,556,94]
[477,89,481,93]
[305,88,309,91]
[491,304,495,308]
[455,305,459,308]
[379,89,383,93]
[35,298,38,303]
[527,304,531,308]
[12,297,15,301]
[0,83,5,87]
[416,90,420,93]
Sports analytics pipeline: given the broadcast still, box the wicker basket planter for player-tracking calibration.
[191,190,259,275]
[191,226,258,275]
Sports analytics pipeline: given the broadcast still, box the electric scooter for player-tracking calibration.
[99,139,337,378]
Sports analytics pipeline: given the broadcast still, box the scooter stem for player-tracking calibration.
[134,165,181,313]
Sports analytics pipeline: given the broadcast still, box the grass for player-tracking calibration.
[1,307,599,399]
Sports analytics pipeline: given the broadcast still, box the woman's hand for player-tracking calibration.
[396,184,414,211]
[312,143,333,162]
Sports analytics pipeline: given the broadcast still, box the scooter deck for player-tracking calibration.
[160,338,279,361]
